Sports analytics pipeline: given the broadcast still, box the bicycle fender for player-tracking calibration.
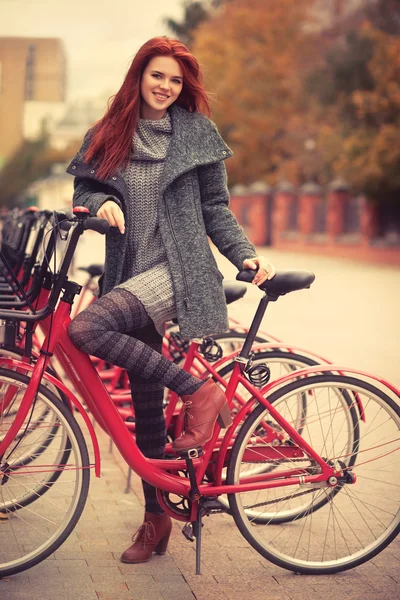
[214,347,367,424]
[0,357,101,477]
[214,364,400,485]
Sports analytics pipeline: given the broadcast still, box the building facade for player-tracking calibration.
[0,37,66,168]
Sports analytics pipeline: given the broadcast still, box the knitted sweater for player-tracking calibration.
[117,113,177,334]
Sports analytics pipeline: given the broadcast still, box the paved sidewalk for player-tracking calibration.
[2,420,399,600]
[1,245,399,600]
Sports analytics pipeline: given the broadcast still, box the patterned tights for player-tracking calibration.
[69,288,204,514]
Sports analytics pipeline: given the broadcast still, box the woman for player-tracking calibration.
[67,36,275,564]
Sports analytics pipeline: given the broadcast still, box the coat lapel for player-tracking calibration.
[160,104,232,193]
[67,104,233,197]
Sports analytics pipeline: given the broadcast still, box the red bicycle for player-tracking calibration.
[0,208,319,442]
[68,263,329,439]
[1,208,399,578]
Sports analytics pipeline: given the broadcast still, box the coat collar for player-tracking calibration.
[67,104,233,193]
[159,104,233,192]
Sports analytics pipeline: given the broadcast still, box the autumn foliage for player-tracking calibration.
[335,25,400,199]
[187,0,400,207]
[192,0,317,185]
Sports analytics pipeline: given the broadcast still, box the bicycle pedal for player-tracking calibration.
[178,448,204,459]
[182,522,195,542]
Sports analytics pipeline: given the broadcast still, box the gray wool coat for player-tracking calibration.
[66,104,257,339]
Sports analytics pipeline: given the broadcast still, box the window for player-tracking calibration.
[342,196,361,234]
[25,44,36,100]
[287,196,299,230]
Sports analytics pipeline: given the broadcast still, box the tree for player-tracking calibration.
[165,1,233,46]
[364,0,400,35]
[0,136,78,208]
[164,1,212,46]
[192,0,317,184]
[334,25,400,201]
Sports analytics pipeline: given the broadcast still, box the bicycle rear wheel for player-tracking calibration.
[227,374,400,574]
[0,368,90,577]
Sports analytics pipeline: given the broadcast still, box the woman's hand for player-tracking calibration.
[97,201,125,234]
[243,256,276,286]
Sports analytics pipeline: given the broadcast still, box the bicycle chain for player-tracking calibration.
[242,457,321,510]
[244,487,317,510]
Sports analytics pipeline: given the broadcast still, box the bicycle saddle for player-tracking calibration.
[78,264,104,277]
[236,269,315,298]
[223,281,247,305]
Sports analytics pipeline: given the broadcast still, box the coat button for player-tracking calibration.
[112,176,117,180]
[71,165,76,169]
[90,169,95,174]
[222,151,227,155]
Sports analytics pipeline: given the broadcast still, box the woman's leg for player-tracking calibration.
[68,287,203,396]
[127,323,165,515]
[69,286,230,455]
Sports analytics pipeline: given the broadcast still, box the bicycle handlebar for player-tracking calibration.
[83,217,110,235]
[0,211,109,322]
[60,216,109,235]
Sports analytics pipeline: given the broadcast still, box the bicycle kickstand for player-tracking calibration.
[181,501,205,575]
[193,503,205,575]
[180,448,204,575]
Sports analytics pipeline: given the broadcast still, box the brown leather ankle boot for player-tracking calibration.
[172,378,232,452]
[120,512,172,564]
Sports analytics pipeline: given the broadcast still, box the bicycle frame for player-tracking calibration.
[4,293,397,503]
[29,283,325,436]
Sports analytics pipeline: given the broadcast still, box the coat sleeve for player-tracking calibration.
[197,161,257,271]
[69,128,122,217]
[72,177,121,216]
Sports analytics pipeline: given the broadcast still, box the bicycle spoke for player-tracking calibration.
[228,376,400,573]
[0,370,89,576]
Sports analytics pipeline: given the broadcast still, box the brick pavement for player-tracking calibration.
[1,244,400,600]
[2,419,399,600]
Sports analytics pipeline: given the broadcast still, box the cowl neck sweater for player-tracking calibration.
[131,112,172,161]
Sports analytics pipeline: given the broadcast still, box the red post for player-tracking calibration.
[299,182,322,237]
[230,183,271,246]
[326,178,349,241]
[360,195,379,245]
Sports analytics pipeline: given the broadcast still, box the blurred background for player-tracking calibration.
[0,0,399,264]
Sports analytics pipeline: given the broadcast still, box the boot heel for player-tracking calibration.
[217,402,232,428]
[155,531,171,555]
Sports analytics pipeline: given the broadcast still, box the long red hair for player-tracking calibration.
[84,36,211,180]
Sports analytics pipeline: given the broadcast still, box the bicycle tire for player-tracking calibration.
[211,331,273,355]
[0,346,70,407]
[0,367,90,577]
[226,374,399,574]
[223,366,359,523]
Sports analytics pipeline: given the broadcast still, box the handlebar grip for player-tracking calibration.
[84,217,110,235]
[236,269,258,283]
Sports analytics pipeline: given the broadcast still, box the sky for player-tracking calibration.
[0,0,185,100]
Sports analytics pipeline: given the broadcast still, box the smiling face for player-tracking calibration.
[140,55,183,120]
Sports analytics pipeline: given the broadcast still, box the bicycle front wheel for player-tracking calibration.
[227,374,400,574]
[0,368,90,577]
